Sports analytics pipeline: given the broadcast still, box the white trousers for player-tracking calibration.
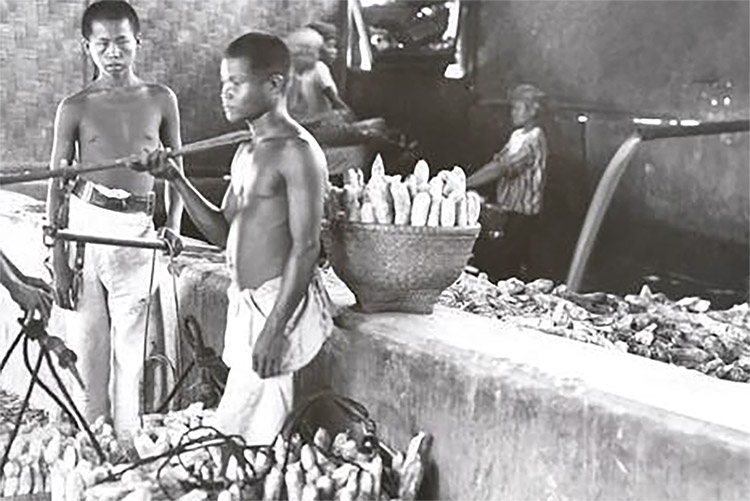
[62,195,163,437]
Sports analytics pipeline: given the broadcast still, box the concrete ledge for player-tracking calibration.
[167,255,750,500]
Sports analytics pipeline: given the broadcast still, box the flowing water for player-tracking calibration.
[566,134,643,291]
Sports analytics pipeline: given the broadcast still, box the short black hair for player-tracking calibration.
[81,1,140,40]
[307,21,337,42]
[224,32,291,83]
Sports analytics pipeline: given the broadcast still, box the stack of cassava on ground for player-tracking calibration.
[0,403,210,499]
[1,399,432,500]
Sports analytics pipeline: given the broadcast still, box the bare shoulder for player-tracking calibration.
[143,82,178,106]
[528,125,546,141]
[255,131,326,175]
[57,89,89,115]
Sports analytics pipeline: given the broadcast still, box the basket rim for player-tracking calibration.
[323,219,481,236]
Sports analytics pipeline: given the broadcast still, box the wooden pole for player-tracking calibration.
[0,130,253,185]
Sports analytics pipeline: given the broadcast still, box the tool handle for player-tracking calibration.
[0,130,254,185]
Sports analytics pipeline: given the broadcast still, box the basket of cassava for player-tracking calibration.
[322,155,481,314]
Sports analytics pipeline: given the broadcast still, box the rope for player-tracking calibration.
[41,344,106,464]
[19,329,79,428]
[140,234,185,419]
[168,246,184,410]
[0,339,44,476]
[140,248,159,429]
[0,329,23,374]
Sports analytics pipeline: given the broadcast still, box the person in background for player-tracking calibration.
[467,84,548,281]
[131,32,333,446]
[47,0,183,437]
[307,21,339,69]
[0,250,54,321]
[286,27,352,124]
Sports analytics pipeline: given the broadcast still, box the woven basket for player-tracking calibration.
[322,219,481,313]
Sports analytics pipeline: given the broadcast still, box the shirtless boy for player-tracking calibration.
[133,32,333,445]
[286,27,352,124]
[47,0,183,436]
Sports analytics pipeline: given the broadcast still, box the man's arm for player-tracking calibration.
[318,62,352,114]
[47,98,79,309]
[467,143,509,189]
[47,98,78,225]
[322,87,351,113]
[252,138,325,378]
[133,150,231,248]
[498,141,535,178]
[497,129,546,179]
[0,251,53,320]
[158,86,184,233]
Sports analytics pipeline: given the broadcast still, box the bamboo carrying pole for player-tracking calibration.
[0,130,254,185]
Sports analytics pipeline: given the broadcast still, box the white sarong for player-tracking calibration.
[210,270,333,445]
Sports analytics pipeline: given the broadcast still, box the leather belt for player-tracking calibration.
[71,178,155,215]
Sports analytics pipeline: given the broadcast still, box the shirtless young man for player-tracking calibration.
[47,0,183,436]
[133,32,333,445]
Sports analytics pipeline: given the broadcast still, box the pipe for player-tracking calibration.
[566,119,750,292]
[637,119,749,141]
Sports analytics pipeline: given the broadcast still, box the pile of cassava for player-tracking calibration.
[439,273,750,382]
[325,156,480,228]
[1,402,431,500]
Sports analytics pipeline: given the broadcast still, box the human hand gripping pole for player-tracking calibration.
[0,130,254,185]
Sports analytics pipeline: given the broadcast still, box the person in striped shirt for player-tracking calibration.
[467,84,548,280]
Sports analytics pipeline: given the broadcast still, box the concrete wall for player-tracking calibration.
[347,0,749,245]
[0,0,340,168]
[167,247,750,501]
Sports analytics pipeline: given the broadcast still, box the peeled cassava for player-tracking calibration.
[410,192,431,226]
[327,157,480,227]
[390,181,412,225]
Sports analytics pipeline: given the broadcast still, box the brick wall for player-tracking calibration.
[0,0,340,167]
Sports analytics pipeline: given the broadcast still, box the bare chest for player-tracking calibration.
[230,146,283,204]
[78,94,162,160]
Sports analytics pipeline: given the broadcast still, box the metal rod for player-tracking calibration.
[0,130,253,186]
[637,119,750,141]
[54,229,222,253]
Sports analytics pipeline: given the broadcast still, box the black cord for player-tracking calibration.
[20,330,79,428]
[155,360,196,414]
[0,339,44,478]
[0,329,23,374]
[42,347,106,464]
[169,253,184,410]
[141,249,159,427]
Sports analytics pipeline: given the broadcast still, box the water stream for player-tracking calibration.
[566,134,643,291]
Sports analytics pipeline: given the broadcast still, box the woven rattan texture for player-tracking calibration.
[322,220,481,313]
[1,0,338,167]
